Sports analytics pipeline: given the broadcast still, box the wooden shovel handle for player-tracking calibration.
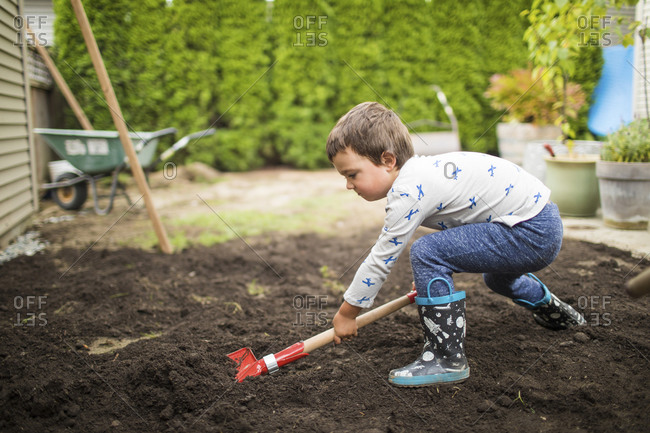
[302,292,416,353]
[626,267,650,298]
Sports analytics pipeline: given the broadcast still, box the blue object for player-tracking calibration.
[512,274,552,309]
[389,368,470,386]
[415,277,466,305]
[588,45,634,137]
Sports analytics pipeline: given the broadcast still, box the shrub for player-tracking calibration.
[52,0,602,169]
[601,119,650,163]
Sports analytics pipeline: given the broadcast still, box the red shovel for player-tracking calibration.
[227,290,417,382]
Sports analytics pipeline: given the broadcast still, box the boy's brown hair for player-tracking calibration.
[326,102,414,168]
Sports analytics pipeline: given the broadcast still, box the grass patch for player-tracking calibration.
[190,294,219,305]
[223,301,243,314]
[88,333,162,355]
[246,279,267,296]
[126,190,354,250]
[320,265,345,294]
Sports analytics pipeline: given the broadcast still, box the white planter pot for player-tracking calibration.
[497,122,561,166]
[596,161,650,230]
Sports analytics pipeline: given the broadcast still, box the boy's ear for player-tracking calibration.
[381,151,397,169]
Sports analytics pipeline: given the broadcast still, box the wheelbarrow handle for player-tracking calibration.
[146,127,178,140]
[156,128,216,163]
[184,128,216,141]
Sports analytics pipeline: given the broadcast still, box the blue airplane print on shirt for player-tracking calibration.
[356,296,370,304]
[438,221,448,230]
[388,237,403,246]
[405,209,419,221]
[468,196,477,209]
[534,192,542,203]
[488,165,496,177]
[486,215,492,223]
[417,184,424,200]
[362,278,375,287]
[383,256,396,265]
[505,184,514,196]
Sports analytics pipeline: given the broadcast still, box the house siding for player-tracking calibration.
[0,0,38,248]
[633,1,650,120]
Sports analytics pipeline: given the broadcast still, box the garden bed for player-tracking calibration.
[1,223,648,432]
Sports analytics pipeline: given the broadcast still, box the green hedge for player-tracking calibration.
[53,0,601,170]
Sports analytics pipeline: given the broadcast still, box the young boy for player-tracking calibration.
[327,102,585,387]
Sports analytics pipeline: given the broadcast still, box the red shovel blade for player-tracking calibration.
[227,347,268,382]
[227,342,309,382]
[227,347,257,366]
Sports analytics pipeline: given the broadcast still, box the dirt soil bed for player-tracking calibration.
[1,221,649,432]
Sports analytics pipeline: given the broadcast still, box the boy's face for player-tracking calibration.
[331,147,399,202]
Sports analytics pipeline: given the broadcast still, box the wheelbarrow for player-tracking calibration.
[34,127,215,215]
[407,85,461,156]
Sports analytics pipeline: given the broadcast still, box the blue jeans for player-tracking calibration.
[410,202,563,303]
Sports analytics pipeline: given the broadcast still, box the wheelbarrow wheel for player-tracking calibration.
[52,172,88,211]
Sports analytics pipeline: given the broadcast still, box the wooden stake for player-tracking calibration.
[26,26,94,131]
[626,267,650,298]
[70,0,172,254]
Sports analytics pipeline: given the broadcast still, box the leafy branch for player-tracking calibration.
[522,0,639,147]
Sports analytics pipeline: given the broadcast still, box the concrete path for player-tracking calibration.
[562,215,649,259]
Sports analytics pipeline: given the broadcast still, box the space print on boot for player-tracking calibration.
[389,278,469,387]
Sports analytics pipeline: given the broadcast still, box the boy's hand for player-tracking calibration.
[333,301,362,344]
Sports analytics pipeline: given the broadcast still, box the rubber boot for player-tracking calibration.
[513,274,586,330]
[389,278,469,387]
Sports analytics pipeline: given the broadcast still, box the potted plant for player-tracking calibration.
[484,66,585,165]
[543,141,602,217]
[596,119,650,229]
[521,0,619,217]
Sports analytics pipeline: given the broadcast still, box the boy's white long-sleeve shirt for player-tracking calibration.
[344,152,551,308]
